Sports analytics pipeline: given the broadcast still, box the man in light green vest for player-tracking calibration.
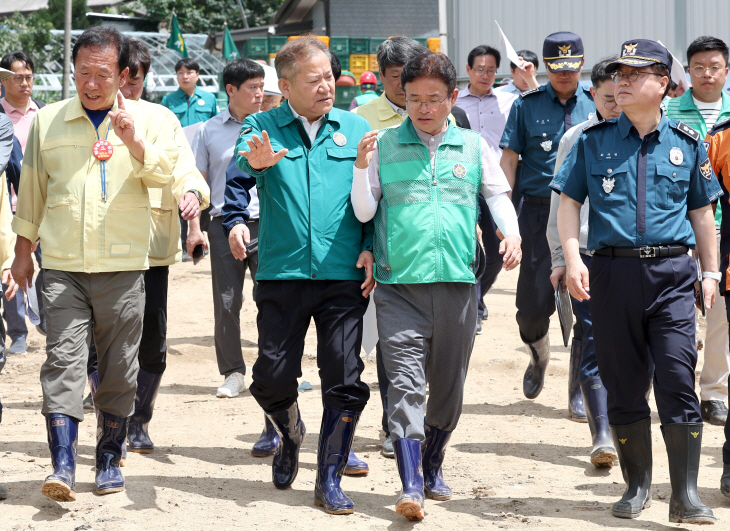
[352,52,521,521]
[665,36,730,427]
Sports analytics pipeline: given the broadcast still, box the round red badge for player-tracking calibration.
[93,140,113,161]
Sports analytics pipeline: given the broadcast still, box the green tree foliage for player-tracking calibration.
[131,0,285,34]
[0,12,63,67]
[35,0,91,30]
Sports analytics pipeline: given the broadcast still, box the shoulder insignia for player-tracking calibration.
[521,87,541,97]
[676,121,700,142]
[582,119,607,133]
[709,117,730,136]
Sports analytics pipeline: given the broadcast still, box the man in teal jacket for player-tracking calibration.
[161,58,219,127]
[234,37,374,516]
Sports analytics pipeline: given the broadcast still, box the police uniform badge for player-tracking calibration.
[540,134,552,152]
[453,163,467,179]
[602,176,615,194]
[333,132,347,146]
[700,158,713,180]
[670,147,683,166]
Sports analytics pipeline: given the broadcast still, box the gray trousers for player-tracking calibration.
[374,282,477,441]
[41,270,145,421]
[208,216,259,376]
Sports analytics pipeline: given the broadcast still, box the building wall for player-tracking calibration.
[329,0,439,39]
[447,0,730,81]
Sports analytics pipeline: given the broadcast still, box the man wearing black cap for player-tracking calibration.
[499,32,595,412]
[553,39,720,524]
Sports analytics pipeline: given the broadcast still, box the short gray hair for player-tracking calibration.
[376,36,430,73]
[275,36,329,81]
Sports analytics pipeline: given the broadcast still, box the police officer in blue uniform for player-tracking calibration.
[553,39,721,525]
[500,32,596,405]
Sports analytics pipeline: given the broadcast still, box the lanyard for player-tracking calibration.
[85,110,113,202]
[96,121,112,202]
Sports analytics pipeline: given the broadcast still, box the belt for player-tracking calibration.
[593,244,689,258]
[522,195,551,205]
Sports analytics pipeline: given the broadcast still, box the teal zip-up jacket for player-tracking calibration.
[665,88,730,224]
[161,86,219,127]
[235,104,373,281]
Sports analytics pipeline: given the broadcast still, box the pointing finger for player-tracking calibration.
[117,91,125,110]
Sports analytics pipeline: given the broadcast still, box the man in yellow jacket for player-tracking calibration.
[83,38,210,458]
[11,26,179,502]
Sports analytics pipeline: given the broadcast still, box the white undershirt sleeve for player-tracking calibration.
[350,146,382,222]
[486,192,521,241]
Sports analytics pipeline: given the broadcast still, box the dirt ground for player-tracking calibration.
[1,258,729,531]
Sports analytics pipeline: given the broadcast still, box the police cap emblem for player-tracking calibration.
[623,43,638,57]
[700,158,713,180]
[453,163,467,178]
[558,45,571,57]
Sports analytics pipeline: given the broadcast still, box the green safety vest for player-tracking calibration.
[374,118,482,284]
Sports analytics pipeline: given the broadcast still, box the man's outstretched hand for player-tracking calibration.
[238,130,288,170]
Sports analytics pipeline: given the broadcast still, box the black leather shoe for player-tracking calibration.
[700,400,728,426]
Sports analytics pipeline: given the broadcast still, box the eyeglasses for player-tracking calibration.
[405,96,449,110]
[9,75,33,84]
[690,65,724,77]
[603,98,618,110]
[610,70,664,83]
[471,68,497,77]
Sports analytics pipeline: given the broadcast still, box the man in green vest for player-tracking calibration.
[352,52,521,521]
[348,71,379,111]
[665,36,730,428]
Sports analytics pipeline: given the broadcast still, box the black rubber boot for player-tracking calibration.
[662,423,715,524]
[580,376,616,468]
[523,334,549,399]
[611,418,652,518]
[42,413,78,502]
[95,411,128,495]
[127,369,163,453]
[394,437,425,520]
[422,424,452,500]
[568,340,586,422]
[251,414,280,457]
[314,406,359,514]
[267,402,306,489]
[721,462,730,498]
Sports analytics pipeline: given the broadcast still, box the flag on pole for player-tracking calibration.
[223,25,239,61]
[166,14,188,58]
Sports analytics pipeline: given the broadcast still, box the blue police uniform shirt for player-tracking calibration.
[500,82,595,198]
[550,112,723,250]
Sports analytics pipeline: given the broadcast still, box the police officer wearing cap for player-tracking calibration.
[554,39,721,525]
[500,32,595,404]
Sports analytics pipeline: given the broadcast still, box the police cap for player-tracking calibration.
[606,39,672,73]
[543,32,584,73]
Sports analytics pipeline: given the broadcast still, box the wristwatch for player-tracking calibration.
[188,190,203,205]
[702,271,722,281]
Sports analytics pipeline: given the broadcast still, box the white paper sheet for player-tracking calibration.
[496,21,522,68]
[25,279,40,325]
[657,40,692,93]
[361,296,378,357]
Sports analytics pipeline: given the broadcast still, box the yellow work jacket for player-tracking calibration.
[0,172,15,271]
[353,93,404,129]
[12,94,178,273]
[143,102,210,266]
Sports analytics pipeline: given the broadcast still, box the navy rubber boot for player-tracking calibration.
[422,424,452,500]
[42,413,78,502]
[127,369,163,453]
[611,418,652,518]
[89,371,127,467]
[267,402,306,489]
[251,414,280,457]
[662,423,716,524]
[394,437,425,520]
[523,334,550,399]
[314,406,360,514]
[344,449,369,476]
[580,376,617,468]
[568,340,586,422]
[95,412,128,495]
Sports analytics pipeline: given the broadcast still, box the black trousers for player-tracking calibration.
[87,265,169,375]
[477,194,505,319]
[251,279,370,413]
[515,200,555,343]
[590,253,701,426]
[724,299,730,463]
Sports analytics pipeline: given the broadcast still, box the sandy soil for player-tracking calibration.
[1,258,729,531]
